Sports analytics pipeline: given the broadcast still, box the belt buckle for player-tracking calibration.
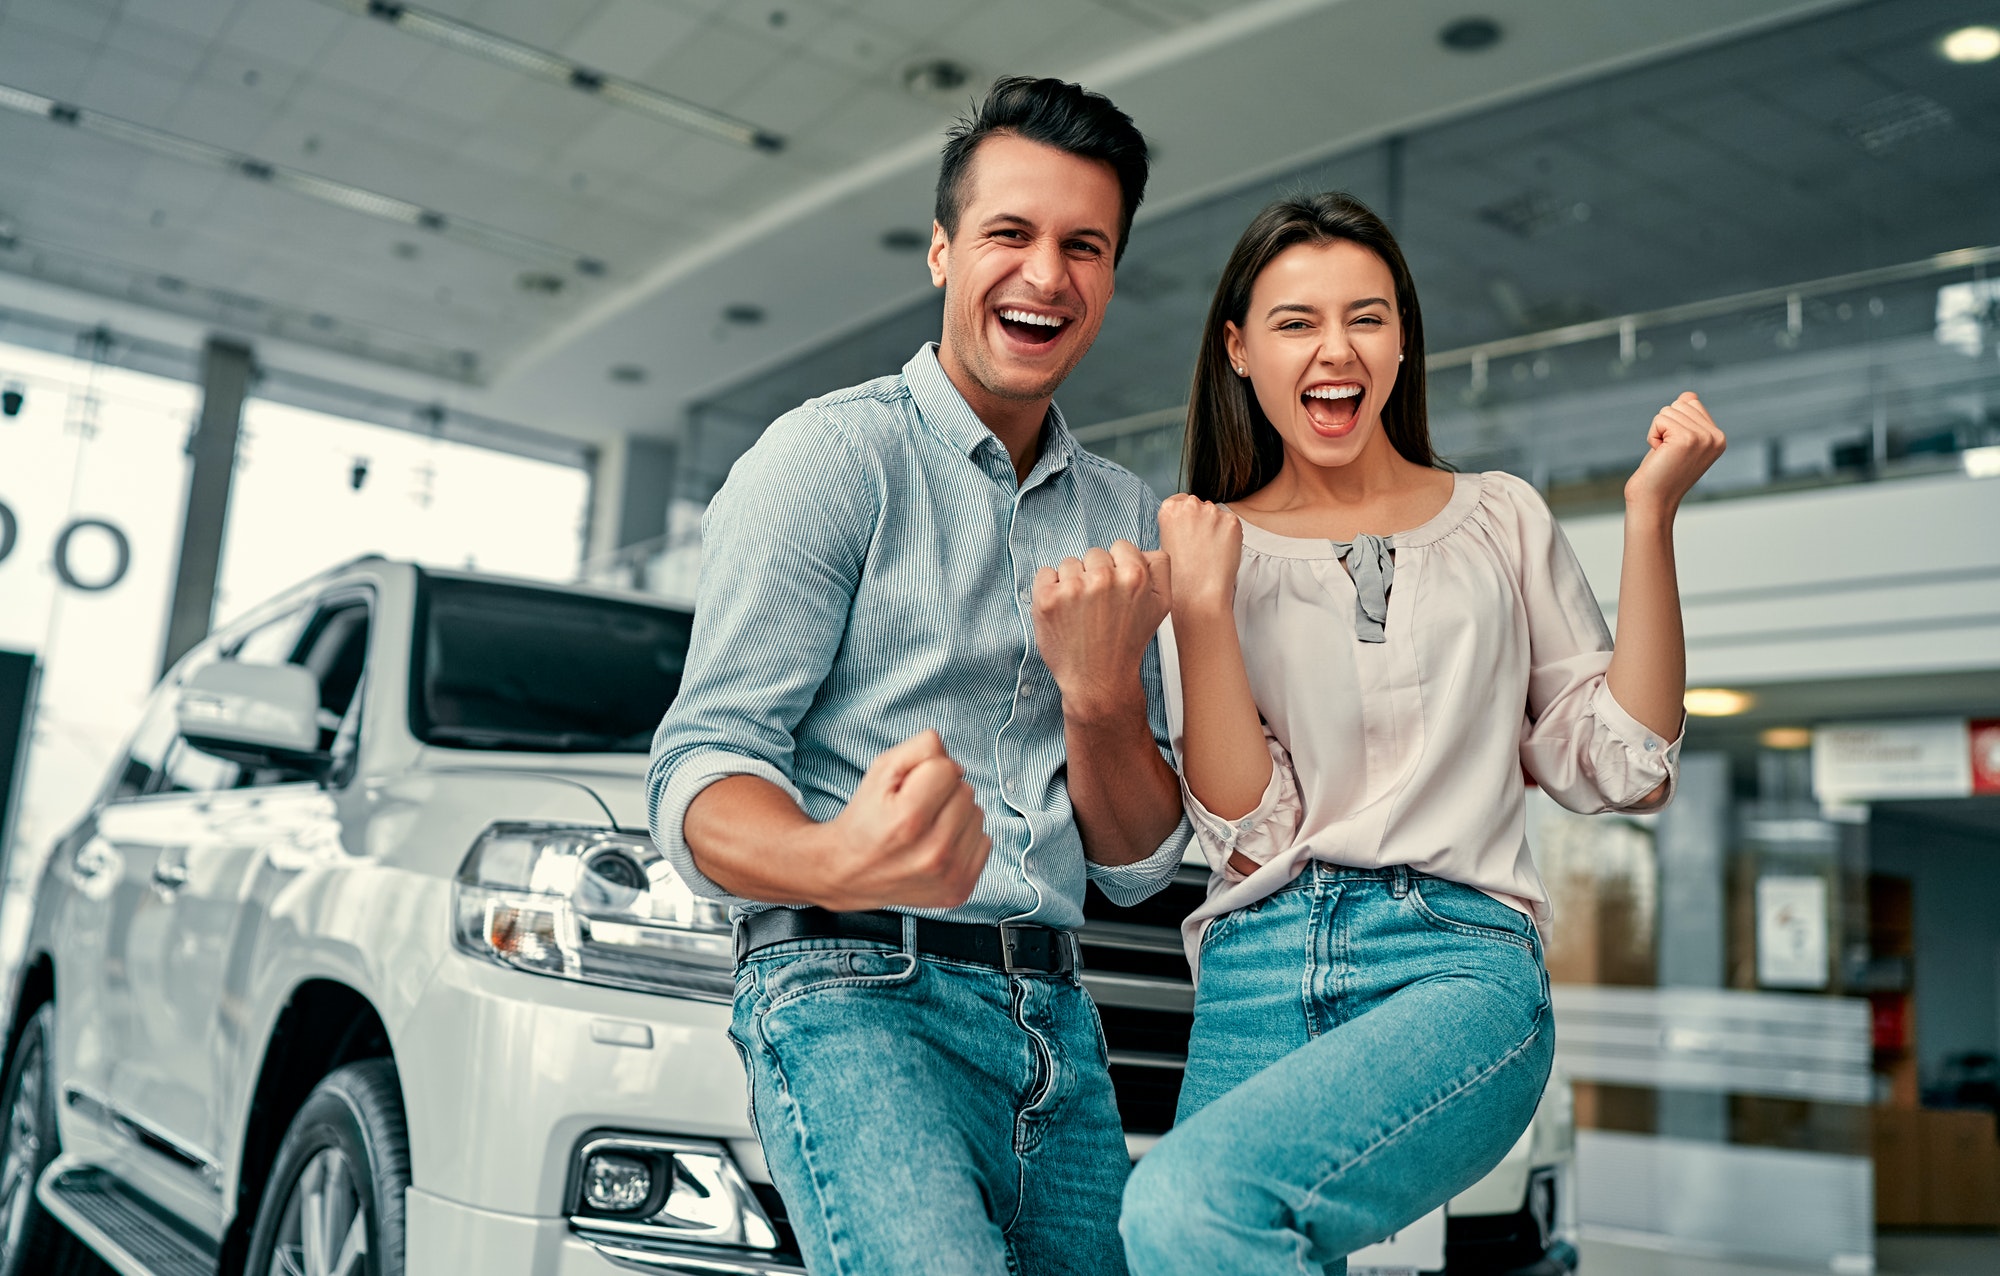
[998,923,1034,974]
[999,924,1069,974]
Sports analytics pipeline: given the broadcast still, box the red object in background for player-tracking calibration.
[1872,992,1911,1052]
[1973,720,2000,795]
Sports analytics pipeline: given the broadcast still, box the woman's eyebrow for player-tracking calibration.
[1346,296,1391,312]
[1264,302,1319,319]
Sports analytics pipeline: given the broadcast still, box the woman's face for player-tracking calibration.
[1224,239,1403,470]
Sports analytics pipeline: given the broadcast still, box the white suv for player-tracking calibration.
[0,556,1573,1276]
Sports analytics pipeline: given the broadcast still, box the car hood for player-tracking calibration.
[412,749,651,830]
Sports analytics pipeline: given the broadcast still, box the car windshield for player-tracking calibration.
[411,574,693,753]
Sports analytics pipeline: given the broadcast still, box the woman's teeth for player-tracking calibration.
[1303,385,1361,400]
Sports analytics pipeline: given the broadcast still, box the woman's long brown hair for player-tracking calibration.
[1183,192,1439,503]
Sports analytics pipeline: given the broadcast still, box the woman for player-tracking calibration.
[1118,192,1723,1273]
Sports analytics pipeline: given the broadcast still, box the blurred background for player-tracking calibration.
[1,1,1997,1272]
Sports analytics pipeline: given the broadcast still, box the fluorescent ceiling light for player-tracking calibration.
[1941,25,2000,63]
[0,81,602,275]
[329,0,783,152]
[1685,688,1755,717]
[1759,726,1812,750]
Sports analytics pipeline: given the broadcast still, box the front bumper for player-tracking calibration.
[403,951,752,1214]
[407,1188,807,1275]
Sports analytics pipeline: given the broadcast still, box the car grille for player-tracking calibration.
[1079,866,1208,1135]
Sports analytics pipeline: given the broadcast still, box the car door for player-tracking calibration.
[121,593,370,1209]
[52,676,192,1172]
[111,605,315,1217]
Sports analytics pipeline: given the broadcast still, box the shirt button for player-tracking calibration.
[1644,739,1658,752]
[1019,685,1032,698]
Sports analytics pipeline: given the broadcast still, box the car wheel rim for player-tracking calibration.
[269,1147,368,1276]
[0,1045,43,1259]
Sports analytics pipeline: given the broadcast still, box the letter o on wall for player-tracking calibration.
[0,501,15,566]
[52,518,131,592]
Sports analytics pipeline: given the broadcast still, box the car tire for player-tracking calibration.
[243,1060,410,1276]
[0,1004,110,1276]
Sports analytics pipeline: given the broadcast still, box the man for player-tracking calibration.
[649,76,1190,1275]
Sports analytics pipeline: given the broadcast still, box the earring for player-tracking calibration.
[1398,354,1405,363]
[1233,365,1246,376]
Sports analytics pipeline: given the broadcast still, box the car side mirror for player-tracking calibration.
[176,660,330,778]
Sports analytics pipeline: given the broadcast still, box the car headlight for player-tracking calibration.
[453,822,733,1000]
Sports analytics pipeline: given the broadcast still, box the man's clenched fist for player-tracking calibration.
[819,729,990,911]
[1031,540,1171,718]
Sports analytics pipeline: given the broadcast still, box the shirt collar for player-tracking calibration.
[902,343,1076,480]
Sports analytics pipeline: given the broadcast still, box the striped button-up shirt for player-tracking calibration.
[649,344,1191,929]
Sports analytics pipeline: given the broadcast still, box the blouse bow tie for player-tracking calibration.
[1333,533,1395,643]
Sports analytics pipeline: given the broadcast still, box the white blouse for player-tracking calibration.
[1160,470,1681,972]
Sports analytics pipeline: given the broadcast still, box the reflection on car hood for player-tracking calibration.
[413,749,651,830]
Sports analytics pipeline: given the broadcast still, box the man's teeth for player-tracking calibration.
[999,309,1064,328]
[1303,385,1362,400]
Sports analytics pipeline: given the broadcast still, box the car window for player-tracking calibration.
[109,681,183,801]
[296,603,369,751]
[155,598,372,795]
[411,576,691,753]
[230,606,314,666]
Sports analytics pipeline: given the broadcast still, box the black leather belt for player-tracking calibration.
[734,907,1077,975]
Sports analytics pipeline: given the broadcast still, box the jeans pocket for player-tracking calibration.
[1409,879,1536,952]
[758,945,918,1013]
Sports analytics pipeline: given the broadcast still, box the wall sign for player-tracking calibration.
[0,499,132,593]
[1812,719,1977,803]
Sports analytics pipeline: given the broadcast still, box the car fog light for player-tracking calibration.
[584,1153,654,1213]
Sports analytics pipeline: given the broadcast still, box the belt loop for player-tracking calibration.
[901,912,919,956]
[1391,866,1411,898]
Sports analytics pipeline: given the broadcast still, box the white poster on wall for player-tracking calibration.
[1757,876,1829,990]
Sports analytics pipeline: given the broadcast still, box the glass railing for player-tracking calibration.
[1077,245,2000,512]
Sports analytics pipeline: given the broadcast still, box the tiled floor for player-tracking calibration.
[1580,1233,2000,1276]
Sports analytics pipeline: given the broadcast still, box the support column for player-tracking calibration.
[159,338,252,675]
[585,434,678,588]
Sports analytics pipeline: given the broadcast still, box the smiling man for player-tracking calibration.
[648,78,1191,1275]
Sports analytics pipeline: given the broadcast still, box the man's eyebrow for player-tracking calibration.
[982,213,1112,244]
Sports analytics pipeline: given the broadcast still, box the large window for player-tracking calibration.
[215,398,590,627]
[0,340,195,870]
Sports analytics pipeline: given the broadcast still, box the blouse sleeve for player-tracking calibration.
[1502,476,1682,814]
[1156,617,1305,881]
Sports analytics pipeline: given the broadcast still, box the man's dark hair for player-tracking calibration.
[934,76,1149,264]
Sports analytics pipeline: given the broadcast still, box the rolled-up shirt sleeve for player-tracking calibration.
[1083,596,1195,904]
[1514,488,1681,814]
[646,408,880,904]
[1156,617,1303,884]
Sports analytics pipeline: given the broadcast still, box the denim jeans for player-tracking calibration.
[1122,864,1554,1275]
[729,936,1130,1276]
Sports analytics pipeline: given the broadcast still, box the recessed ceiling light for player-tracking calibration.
[1942,25,2000,63]
[1759,726,1812,750]
[880,227,927,252]
[1685,688,1755,717]
[1439,17,1502,52]
[904,58,971,98]
[722,303,766,326]
[609,364,648,384]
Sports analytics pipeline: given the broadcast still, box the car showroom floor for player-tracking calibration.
[1580,1235,2000,1276]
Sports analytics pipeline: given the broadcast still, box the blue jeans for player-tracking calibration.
[1122,864,1554,1275]
[729,936,1130,1275]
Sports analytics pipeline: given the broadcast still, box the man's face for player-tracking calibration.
[929,133,1123,406]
